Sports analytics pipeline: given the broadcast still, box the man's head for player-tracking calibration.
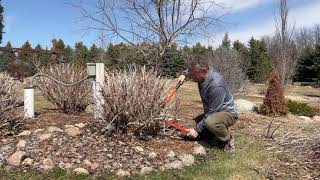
[188,55,210,82]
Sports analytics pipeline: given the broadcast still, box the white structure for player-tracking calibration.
[23,63,104,119]
[94,63,105,119]
[24,88,34,118]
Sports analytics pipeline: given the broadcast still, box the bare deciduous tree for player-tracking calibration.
[211,48,247,95]
[268,0,298,86]
[71,0,227,61]
[294,25,320,55]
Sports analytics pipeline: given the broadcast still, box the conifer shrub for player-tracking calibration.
[287,100,318,117]
[260,71,288,116]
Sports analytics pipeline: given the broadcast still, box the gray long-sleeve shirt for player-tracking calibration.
[195,68,237,133]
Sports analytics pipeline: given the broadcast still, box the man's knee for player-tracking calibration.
[205,112,235,128]
[204,119,224,133]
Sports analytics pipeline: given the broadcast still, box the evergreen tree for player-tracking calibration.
[62,45,73,62]
[261,71,287,116]
[56,39,66,54]
[19,41,33,62]
[0,42,14,71]
[191,43,207,55]
[35,43,50,66]
[248,37,272,83]
[221,33,231,49]
[233,40,249,75]
[295,45,320,83]
[74,42,88,65]
[161,44,187,77]
[34,44,42,50]
[88,44,100,63]
[0,1,4,44]
[105,43,126,68]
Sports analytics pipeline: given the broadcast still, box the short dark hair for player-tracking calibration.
[188,54,210,70]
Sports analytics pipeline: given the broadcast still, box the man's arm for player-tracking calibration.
[194,87,226,133]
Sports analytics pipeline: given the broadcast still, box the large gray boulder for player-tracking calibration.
[235,99,258,112]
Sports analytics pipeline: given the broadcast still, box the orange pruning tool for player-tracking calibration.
[162,80,190,134]
[162,80,184,108]
[165,120,190,134]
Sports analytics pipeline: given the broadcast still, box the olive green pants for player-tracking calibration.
[203,112,237,142]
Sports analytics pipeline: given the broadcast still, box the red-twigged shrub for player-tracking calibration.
[260,71,288,116]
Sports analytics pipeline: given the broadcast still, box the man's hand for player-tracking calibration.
[178,75,186,83]
[187,128,199,138]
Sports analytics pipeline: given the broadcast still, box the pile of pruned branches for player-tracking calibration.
[36,64,92,113]
[94,66,175,139]
[269,124,320,178]
[0,72,24,136]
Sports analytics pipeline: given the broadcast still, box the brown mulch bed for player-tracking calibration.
[1,112,199,175]
[22,112,92,130]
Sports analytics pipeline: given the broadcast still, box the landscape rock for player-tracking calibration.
[178,154,195,166]
[116,169,130,176]
[33,129,44,134]
[65,163,72,169]
[85,104,94,115]
[21,158,33,166]
[42,158,54,170]
[148,152,157,159]
[312,116,320,122]
[193,146,206,155]
[16,140,27,148]
[47,126,63,133]
[134,146,144,152]
[65,127,81,137]
[38,133,52,141]
[299,116,312,122]
[75,123,86,128]
[235,99,258,112]
[18,130,31,136]
[58,162,65,169]
[140,167,154,175]
[73,168,89,175]
[166,150,176,159]
[64,125,74,128]
[1,145,11,152]
[7,151,26,166]
[83,159,91,166]
[164,160,183,170]
[90,162,99,171]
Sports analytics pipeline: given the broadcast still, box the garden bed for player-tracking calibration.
[0,112,204,176]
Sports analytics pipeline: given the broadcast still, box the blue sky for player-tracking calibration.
[3,0,320,49]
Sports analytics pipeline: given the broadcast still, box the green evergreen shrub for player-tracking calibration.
[287,100,318,117]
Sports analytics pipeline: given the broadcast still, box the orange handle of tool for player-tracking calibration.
[166,120,190,134]
[162,80,183,108]
[162,89,177,108]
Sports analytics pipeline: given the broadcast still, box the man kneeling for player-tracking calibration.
[179,55,238,153]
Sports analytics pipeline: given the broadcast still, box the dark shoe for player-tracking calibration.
[223,135,235,153]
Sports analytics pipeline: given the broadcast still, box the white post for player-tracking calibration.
[24,88,34,118]
[94,63,105,119]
